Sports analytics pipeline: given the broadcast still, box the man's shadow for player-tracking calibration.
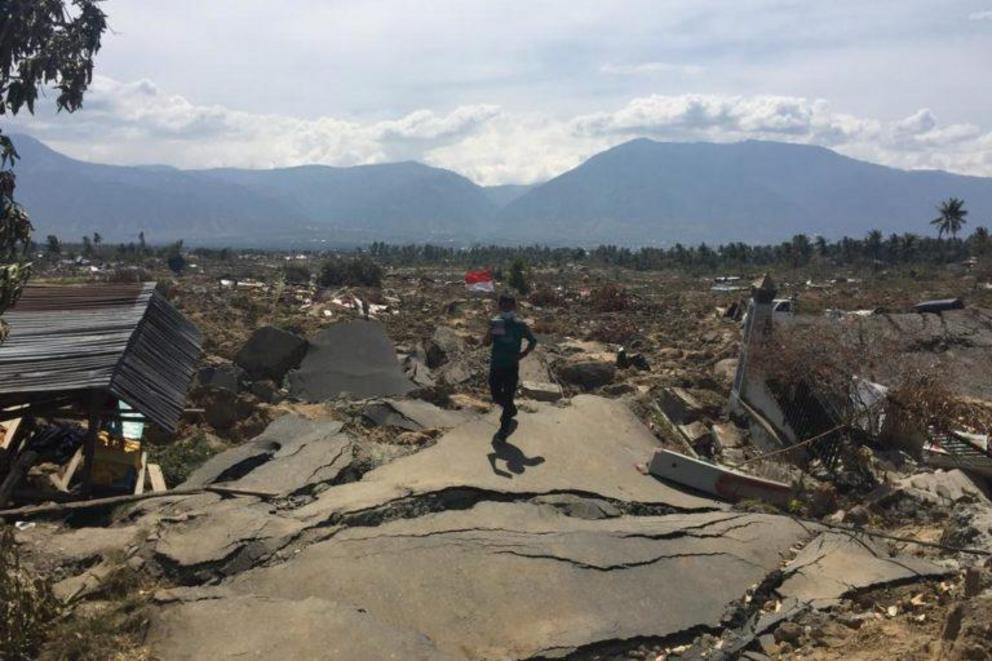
[487,420,545,479]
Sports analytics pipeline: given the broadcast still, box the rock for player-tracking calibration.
[941,505,984,549]
[196,365,244,393]
[235,326,308,382]
[425,327,464,369]
[657,387,705,424]
[943,603,964,641]
[711,422,745,450]
[557,359,615,389]
[520,380,563,402]
[602,382,636,397]
[616,348,650,371]
[773,621,803,645]
[899,470,991,507]
[679,421,711,451]
[713,358,739,387]
[531,494,622,520]
[438,360,473,386]
[248,380,283,404]
[402,355,435,388]
[845,504,870,527]
[964,567,982,598]
[202,390,255,430]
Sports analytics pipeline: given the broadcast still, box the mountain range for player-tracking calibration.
[8,133,992,247]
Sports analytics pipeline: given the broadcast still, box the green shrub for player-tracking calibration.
[146,432,219,487]
[507,258,529,294]
[318,255,383,288]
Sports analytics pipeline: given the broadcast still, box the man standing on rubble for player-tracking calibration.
[484,293,537,439]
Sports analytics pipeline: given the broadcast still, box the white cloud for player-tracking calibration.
[599,62,704,76]
[968,9,992,20]
[9,77,992,185]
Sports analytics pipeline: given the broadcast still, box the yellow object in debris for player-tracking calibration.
[91,431,142,490]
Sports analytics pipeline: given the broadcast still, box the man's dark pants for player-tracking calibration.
[489,364,519,429]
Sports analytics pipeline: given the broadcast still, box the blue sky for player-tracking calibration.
[9,0,992,183]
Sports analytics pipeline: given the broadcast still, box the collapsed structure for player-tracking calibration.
[0,283,201,506]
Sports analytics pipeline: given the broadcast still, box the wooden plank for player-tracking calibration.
[134,451,147,495]
[147,463,167,492]
[0,485,280,520]
[58,448,84,491]
[1,418,22,450]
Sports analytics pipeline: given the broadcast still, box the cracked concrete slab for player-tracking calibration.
[183,415,352,495]
[363,399,475,432]
[147,594,458,661]
[292,395,719,527]
[776,531,950,608]
[177,504,811,659]
[154,499,304,582]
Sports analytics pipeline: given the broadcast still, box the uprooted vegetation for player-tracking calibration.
[0,527,61,659]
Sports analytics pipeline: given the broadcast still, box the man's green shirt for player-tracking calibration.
[490,316,536,369]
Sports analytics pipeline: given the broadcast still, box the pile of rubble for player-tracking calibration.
[5,263,992,660]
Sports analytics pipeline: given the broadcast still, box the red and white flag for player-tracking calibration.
[464,268,494,293]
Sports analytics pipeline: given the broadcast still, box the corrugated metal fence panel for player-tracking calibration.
[110,291,202,432]
[0,283,202,433]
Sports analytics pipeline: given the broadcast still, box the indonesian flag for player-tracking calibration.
[464,268,494,293]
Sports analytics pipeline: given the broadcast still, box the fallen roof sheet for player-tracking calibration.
[0,283,202,432]
[288,320,414,401]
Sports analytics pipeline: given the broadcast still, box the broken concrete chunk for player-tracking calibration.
[437,359,473,386]
[657,387,706,424]
[679,421,711,447]
[520,380,563,402]
[713,358,739,388]
[235,325,308,382]
[425,326,464,369]
[712,422,745,450]
[777,532,949,608]
[898,469,991,507]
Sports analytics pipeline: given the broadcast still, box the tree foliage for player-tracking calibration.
[931,197,968,239]
[0,1,108,339]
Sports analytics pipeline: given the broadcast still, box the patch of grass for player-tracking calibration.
[146,431,220,487]
[38,594,154,661]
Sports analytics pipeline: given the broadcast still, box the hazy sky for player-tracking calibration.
[8,0,992,184]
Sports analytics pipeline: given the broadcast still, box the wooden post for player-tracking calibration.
[79,391,105,497]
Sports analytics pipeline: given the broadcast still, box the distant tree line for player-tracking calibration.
[366,224,989,273]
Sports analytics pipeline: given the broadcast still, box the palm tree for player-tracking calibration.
[931,197,968,239]
[865,229,884,261]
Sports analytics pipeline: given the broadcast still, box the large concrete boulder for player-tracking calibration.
[556,359,615,389]
[425,326,464,369]
[289,320,414,401]
[235,326,308,383]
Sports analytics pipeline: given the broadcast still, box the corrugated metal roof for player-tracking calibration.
[0,283,202,432]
